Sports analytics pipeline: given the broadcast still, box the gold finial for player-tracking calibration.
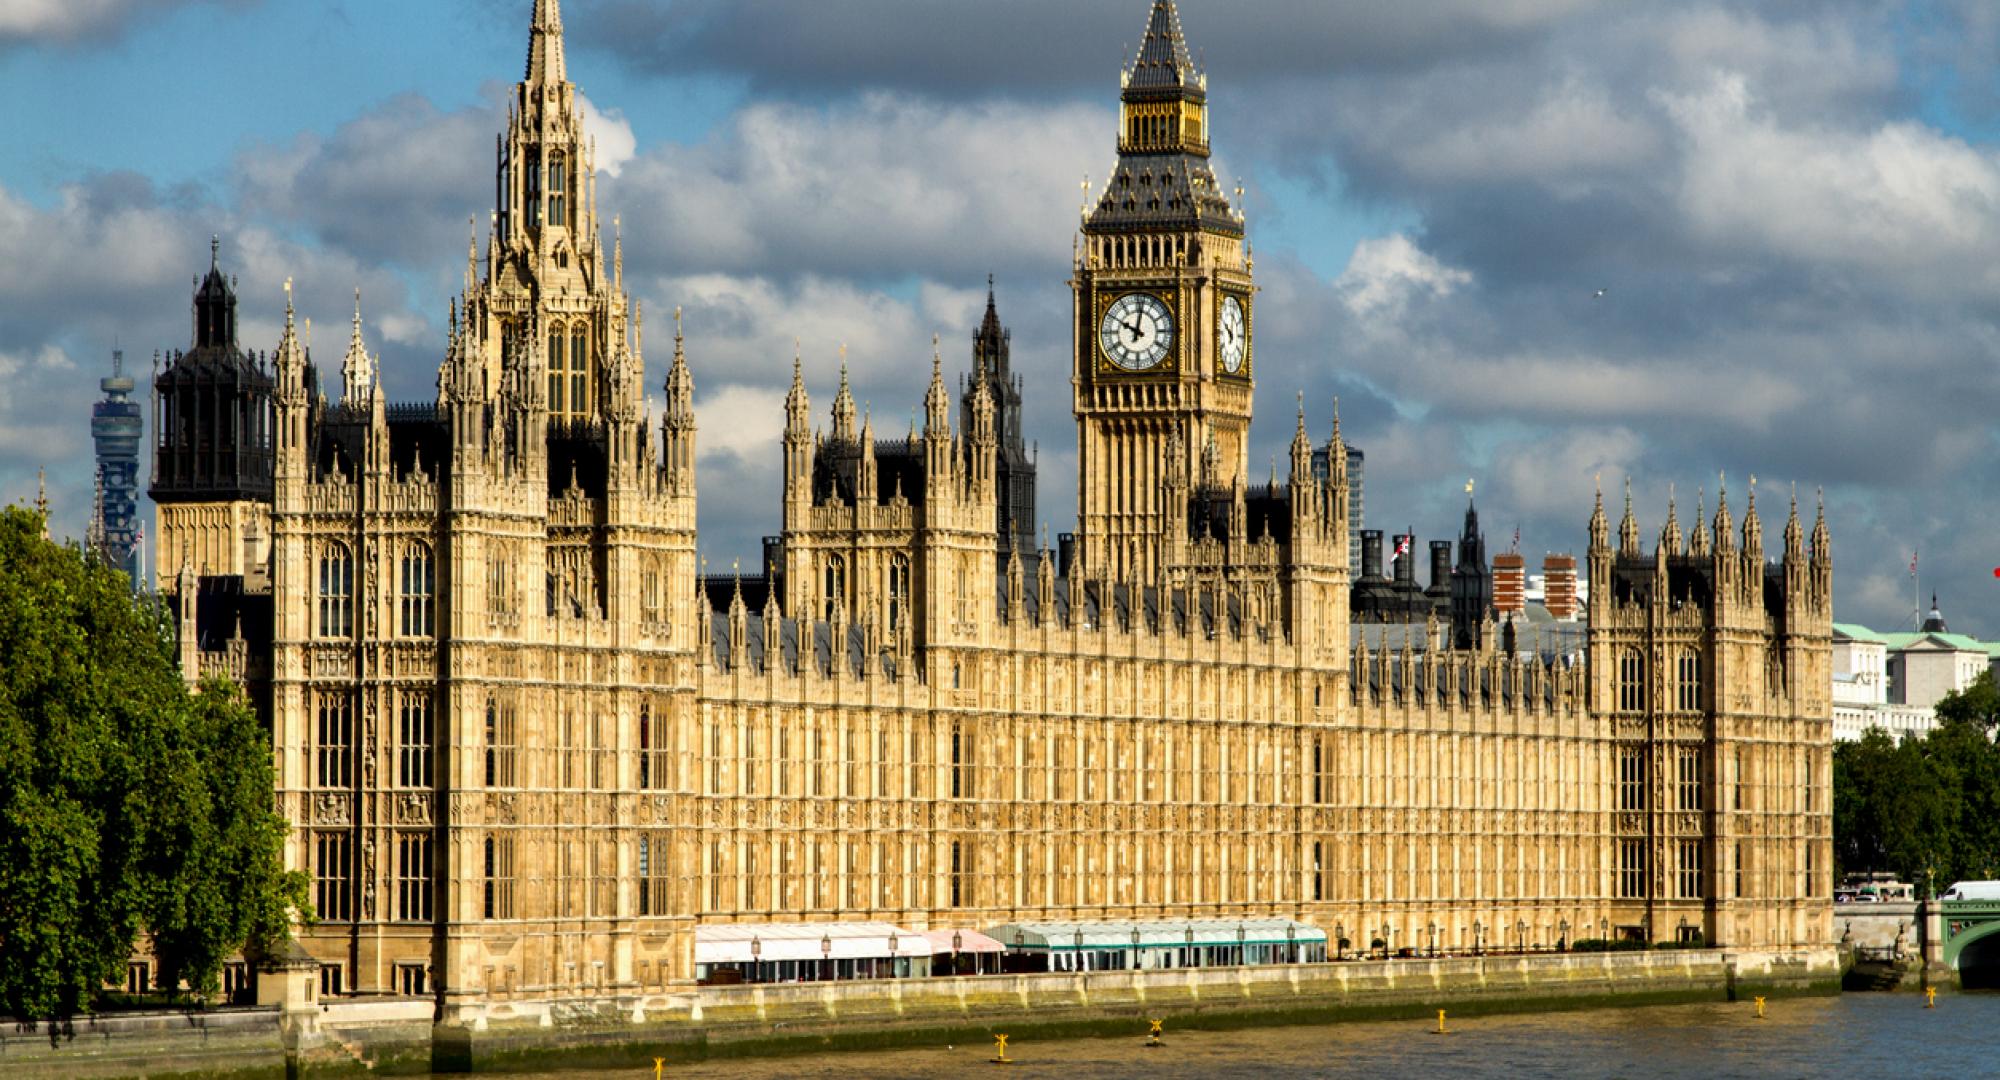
[1465,478,1476,497]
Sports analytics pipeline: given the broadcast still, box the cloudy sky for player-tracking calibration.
[6,0,1999,633]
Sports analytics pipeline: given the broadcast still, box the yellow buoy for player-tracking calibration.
[992,1033,1014,1065]
[1754,996,1766,1019]
[1927,986,1938,1009]
[1145,1018,1165,1048]
[1434,1009,1451,1035]
[653,1057,665,1080]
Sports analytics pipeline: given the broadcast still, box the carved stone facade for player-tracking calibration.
[150,0,1832,1017]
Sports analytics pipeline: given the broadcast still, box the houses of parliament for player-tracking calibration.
[145,0,1833,1020]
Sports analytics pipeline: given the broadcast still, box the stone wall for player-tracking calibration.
[0,948,1835,1077]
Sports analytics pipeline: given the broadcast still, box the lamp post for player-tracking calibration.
[1186,924,1196,968]
[1426,921,1437,958]
[1334,922,1345,961]
[1380,924,1392,960]
[1132,928,1143,971]
[1473,920,1483,957]
[1286,923,1297,964]
[1237,923,1247,966]
[750,935,761,984]
[1558,919,1570,953]
[1600,917,1608,943]
[1516,919,1527,953]
[888,931,899,980]
[1075,928,1085,972]
[1678,915,1689,946]
[821,933,833,982]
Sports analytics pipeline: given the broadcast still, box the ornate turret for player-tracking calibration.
[1618,478,1640,557]
[831,354,857,443]
[661,308,696,495]
[963,278,1036,556]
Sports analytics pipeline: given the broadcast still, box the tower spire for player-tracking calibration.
[526,0,566,85]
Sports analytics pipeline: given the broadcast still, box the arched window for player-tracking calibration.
[569,326,588,418]
[1619,648,1646,712]
[399,543,433,637]
[547,155,566,228]
[823,555,845,622]
[547,323,566,416]
[317,544,353,638]
[887,555,909,633]
[1677,649,1702,712]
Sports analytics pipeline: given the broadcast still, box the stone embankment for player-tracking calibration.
[0,947,1838,1077]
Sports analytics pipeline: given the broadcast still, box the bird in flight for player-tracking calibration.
[1593,287,1608,299]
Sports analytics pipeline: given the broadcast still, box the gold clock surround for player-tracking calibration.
[1093,287,1182,376]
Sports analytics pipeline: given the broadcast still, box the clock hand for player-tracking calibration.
[1123,318,1144,343]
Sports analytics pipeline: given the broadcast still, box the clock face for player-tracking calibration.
[1219,295,1247,374]
[1099,292,1174,371]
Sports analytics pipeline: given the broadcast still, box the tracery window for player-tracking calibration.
[887,555,910,634]
[569,326,588,418]
[822,555,846,622]
[1618,648,1646,712]
[398,543,433,637]
[1677,840,1703,900]
[483,835,515,919]
[484,695,516,788]
[397,692,432,788]
[1618,746,1645,812]
[547,155,566,228]
[547,323,567,416]
[1676,649,1701,712]
[1617,839,1645,899]
[317,544,353,638]
[314,832,352,922]
[316,694,352,788]
[396,832,433,922]
[1677,748,1702,811]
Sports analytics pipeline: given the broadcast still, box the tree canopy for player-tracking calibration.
[0,505,306,1019]
[1835,670,2000,893]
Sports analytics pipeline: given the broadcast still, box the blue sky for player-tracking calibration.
[6,0,2000,634]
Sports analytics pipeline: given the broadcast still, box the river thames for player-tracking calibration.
[498,994,1992,1079]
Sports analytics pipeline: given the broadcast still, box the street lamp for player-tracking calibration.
[1335,922,1346,960]
[1286,923,1297,964]
[1426,921,1437,958]
[821,933,833,982]
[1600,917,1609,942]
[1516,919,1527,952]
[1237,923,1247,966]
[1559,919,1570,952]
[888,932,899,980]
[1473,920,1483,956]
[1678,915,1689,946]
[1381,924,1392,959]
[751,935,761,983]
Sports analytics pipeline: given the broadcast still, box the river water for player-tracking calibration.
[499,993,1994,1079]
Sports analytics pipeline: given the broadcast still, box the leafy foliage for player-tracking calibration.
[1835,673,2000,892]
[0,506,306,1019]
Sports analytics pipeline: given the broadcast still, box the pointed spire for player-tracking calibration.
[34,466,48,538]
[924,334,950,436]
[1690,487,1710,556]
[1713,473,1734,553]
[1588,473,1608,552]
[1784,482,1803,557]
[525,0,566,85]
[831,348,856,441]
[784,343,809,432]
[1126,0,1198,91]
[341,288,375,405]
[1618,477,1640,555]
[1812,488,1830,564]
[1662,484,1682,555]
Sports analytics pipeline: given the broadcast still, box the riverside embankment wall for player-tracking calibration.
[0,947,1839,1078]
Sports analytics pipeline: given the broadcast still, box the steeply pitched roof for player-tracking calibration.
[1127,0,1198,92]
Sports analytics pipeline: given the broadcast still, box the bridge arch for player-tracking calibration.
[1942,908,2000,974]
[1956,923,2000,989]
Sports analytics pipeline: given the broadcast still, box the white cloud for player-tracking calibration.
[1335,234,1472,322]
[577,93,637,178]
[0,0,226,45]
[1662,75,2000,277]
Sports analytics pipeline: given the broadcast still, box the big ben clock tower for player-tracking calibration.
[1074,0,1253,582]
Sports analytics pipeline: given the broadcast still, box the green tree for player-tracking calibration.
[0,506,305,1018]
[1936,669,2000,730]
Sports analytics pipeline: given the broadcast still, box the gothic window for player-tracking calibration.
[547,156,566,228]
[547,324,567,416]
[1677,649,1701,712]
[950,840,968,908]
[488,547,512,617]
[317,544,353,638]
[396,832,433,922]
[314,832,352,922]
[1618,649,1646,712]
[484,696,516,787]
[525,151,541,229]
[399,543,434,637]
[570,326,588,417]
[638,702,657,790]
[822,555,845,622]
[641,560,663,626]
[316,694,352,788]
[887,555,909,634]
[1677,840,1703,900]
[397,692,432,788]
[483,834,515,919]
[1677,748,1701,811]
[1617,746,1644,812]
[1617,839,1645,899]
[951,720,971,799]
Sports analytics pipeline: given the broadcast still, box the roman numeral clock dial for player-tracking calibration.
[1099,292,1174,372]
